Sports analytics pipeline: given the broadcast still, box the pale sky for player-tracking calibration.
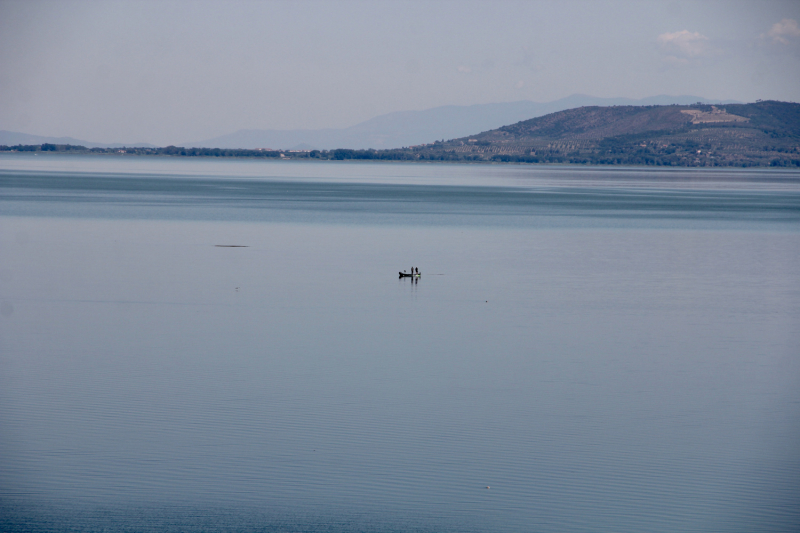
[1,0,799,145]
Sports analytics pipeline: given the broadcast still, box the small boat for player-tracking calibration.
[399,271,421,278]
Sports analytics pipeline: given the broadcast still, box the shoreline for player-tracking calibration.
[3,146,800,169]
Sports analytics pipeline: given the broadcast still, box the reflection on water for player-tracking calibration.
[0,155,799,532]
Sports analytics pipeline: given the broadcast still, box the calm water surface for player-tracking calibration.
[1,154,799,532]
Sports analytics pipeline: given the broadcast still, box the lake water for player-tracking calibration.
[1,154,799,532]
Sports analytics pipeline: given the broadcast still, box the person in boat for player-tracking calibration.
[415,267,419,275]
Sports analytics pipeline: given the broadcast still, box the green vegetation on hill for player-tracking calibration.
[3,101,799,167]
[431,100,800,167]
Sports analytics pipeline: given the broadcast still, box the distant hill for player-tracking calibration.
[184,94,737,150]
[7,100,795,168]
[0,130,156,149]
[405,100,800,167]
[1,95,734,151]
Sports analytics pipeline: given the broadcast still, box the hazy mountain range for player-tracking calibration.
[2,94,738,150]
[182,95,739,150]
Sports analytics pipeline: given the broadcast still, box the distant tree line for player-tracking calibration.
[2,143,798,168]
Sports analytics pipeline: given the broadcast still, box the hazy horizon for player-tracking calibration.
[1,0,799,146]
[0,93,742,150]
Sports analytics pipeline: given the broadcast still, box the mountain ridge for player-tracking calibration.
[1,95,736,150]
[182,94,738,150]
[7,100,795,167]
